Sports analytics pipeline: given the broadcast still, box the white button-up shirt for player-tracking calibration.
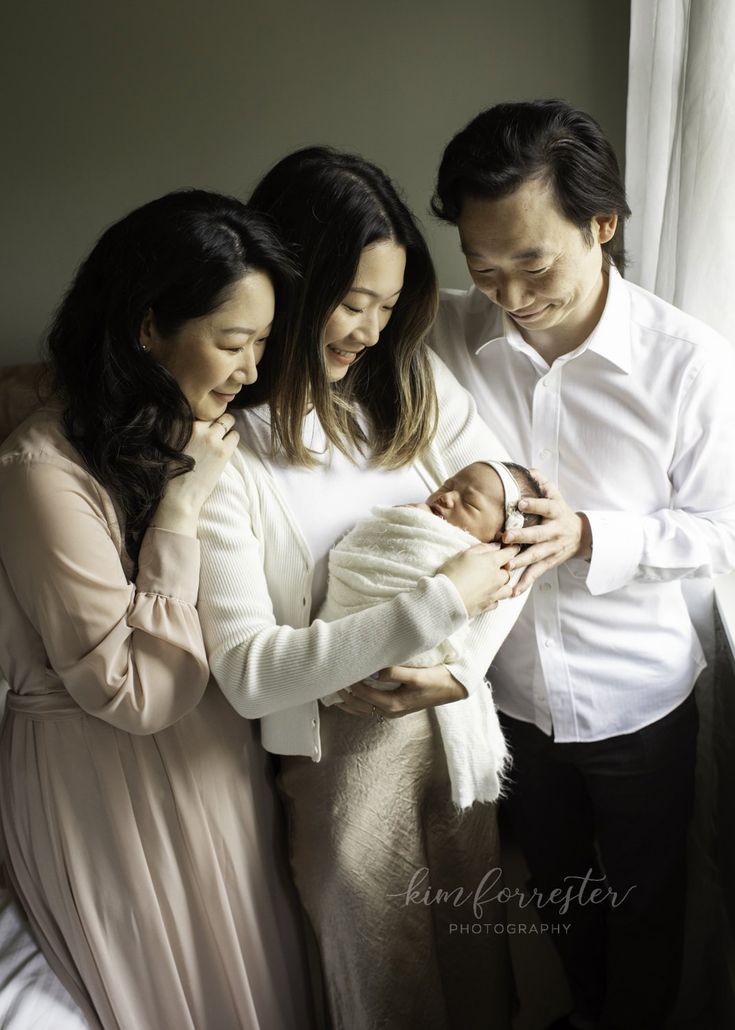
[431,267,735,741]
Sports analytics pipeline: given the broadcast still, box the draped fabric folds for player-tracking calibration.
[626,3,735,1023]
[626,0,735,341]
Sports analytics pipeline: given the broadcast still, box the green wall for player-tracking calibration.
[1,0,630,363]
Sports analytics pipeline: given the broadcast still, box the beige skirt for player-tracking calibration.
[0,683,315,1030]
[278,704,514,1030]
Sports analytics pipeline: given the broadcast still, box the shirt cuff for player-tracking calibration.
[581,510,645,596]
[136,527,201,604]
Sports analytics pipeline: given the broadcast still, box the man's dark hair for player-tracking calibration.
[432,99,631,267]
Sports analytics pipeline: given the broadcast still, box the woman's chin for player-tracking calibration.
[326,364,350,383]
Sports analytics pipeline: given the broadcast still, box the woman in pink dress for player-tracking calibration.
[0,189,314,1029]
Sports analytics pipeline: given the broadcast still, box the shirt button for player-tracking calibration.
[541,582,552,592]
[539,448,552,460]
[302,597,307,606]
[311,719,317,727]
[544,639,554,648]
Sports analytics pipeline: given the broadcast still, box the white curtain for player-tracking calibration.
[626,4,735,1025]
[626,0,735,340]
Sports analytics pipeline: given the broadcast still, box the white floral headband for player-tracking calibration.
[483,460,525,532]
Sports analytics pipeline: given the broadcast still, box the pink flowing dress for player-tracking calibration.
[0,411,314,1030]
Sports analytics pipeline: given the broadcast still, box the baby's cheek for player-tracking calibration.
[401,502,433,512]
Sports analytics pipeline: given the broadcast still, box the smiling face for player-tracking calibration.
[322,239,406,382]
[457,178,617,355]
[425,462,506,542]
[142,271,275,420]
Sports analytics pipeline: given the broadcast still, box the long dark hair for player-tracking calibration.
[247,146,438,468]
[432,99,630,268]
[47,189,295,559]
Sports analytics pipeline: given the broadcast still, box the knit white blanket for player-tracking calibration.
[319,505,509,807]
[320,504,478,666]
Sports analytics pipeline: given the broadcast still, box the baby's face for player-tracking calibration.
[424,462,505,542]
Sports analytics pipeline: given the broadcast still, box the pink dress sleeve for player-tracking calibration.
[0,454,210,733]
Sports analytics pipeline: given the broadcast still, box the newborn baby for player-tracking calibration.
[411,460,542,543]
[318,460,542,674]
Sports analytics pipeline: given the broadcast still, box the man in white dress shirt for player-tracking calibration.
[429,100,735,1030]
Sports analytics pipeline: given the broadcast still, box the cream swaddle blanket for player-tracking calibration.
[319,504,478,667]
[319,503,511,806]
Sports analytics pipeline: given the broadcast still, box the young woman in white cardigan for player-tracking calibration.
[197,148,526,1030]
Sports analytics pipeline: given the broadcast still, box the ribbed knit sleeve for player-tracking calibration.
[197,459,469,719]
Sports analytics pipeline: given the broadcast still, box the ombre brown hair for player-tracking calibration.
[243,146,438,467]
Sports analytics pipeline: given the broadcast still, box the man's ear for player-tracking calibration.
[593,212,618,246]
[139,308,161,355]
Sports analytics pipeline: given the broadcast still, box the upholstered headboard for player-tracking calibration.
[0,366,45,712]
[0,364,46,443]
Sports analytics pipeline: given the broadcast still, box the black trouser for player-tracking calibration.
[499,693,698,1030]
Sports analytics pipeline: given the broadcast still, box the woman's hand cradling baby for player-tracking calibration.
[439,542,519,617]
[338,665,468,719]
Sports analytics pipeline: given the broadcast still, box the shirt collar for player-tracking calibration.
[474,264,633,374]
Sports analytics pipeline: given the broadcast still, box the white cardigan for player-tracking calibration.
[197,351,527,806]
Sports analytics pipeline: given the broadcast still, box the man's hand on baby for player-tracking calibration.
[501,470,593,594]
[337,665,468,719]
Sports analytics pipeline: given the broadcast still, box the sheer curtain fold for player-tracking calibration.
[626,4,735,1025]
[626,0,735,341]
